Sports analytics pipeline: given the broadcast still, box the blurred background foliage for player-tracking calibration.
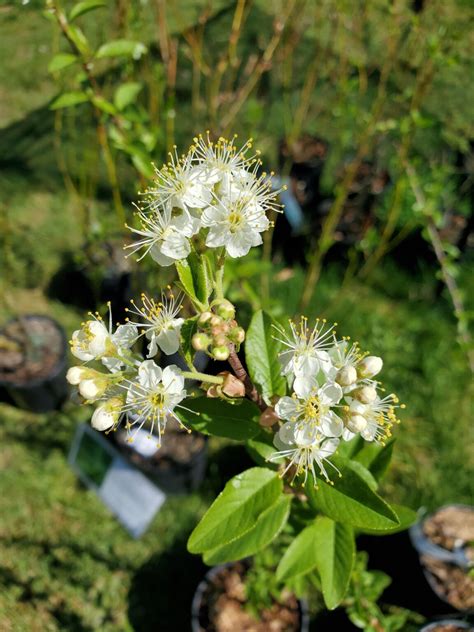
[0,0,472,629]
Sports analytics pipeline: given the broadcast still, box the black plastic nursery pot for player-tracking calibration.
[191,562,310,632]
[108,419,208,495]
[409,505,474,615]
[0,315,69,413]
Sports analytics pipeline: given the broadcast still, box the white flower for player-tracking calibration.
[273,317,336,389]
[70,305,138,371]
[146,149,211,212]
[120,360,187,445]
[125,205,198,266]
[342,393,401,443]
[78,376,109,401]
[126,292,184,357]
[270,421,340,485]
[201,195,269,258]
[275,378,344,438]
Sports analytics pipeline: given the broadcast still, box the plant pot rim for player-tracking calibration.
[419,620,473,631]
[409,504,473,569]
[0,314,68,389]
[190,561,310,632]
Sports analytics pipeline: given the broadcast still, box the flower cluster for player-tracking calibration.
[270,317,403,485]
[68,304,188,445]
[126,134,283,263]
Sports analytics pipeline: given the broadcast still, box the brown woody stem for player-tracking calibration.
[228,347,266,411]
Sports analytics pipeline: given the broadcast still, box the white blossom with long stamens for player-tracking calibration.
[144,147,212,213]
[273,316,337,391]
[119,361,187,446]
[125,204,197,266]
[275,377,344,438]
[126,292,184,357]
[70,304,138,372]
[270,421,340,485]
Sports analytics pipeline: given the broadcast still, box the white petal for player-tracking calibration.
[150,245,176,267]
[161,365,185,394]
[293,377,316,399]
[205,225,228,248]
[275,397,298,420]
[293,353,320,377]
[201,205,227,227]
[320,411,344,437]
[156,329,180,355]
[138,360,162,388]
[319,382,343,405]
[161,230,190,260]
[318,438,339,458]
[278,421,296,445]
[226,230,256,258]
[113,324,138,349]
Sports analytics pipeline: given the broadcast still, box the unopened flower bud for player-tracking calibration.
[210,315,223,328]
[230,326,246,344]
[91,397,122,431]
[212,345,230,361]
[353,385,377,404]
[213,333,228,347]
[335,365,357,386]
[345,414,368,433]
[192,333,210,351]
[259,407,279,427]
[214,299,235,320]
[220,372,245,398]
[79,377,108,401]
[198,311,213,327]
[67,366,88,385]
[358,355,383,378]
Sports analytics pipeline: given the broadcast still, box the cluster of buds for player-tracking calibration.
[191,300,245,361]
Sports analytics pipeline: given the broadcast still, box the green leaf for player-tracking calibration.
[245,310,286,402]
[277,518,354,610]
[175,259,198,303]
[70,0,106,21]
[188,467,282,554]
[180,317,198,366]
[188,251,213,305]
[354,439,394,481]
[114,82,143,111]
[305,461,399,530]
[48,53,78,73]
[246,429,282,469]
[175,397,260,441]
[91,95,117,115]
[313,518,355,610]
[360,504,418,535]
[50,91,89,110]
[67,24,90,56]
[203,495,291,564]
[96,40,147,60]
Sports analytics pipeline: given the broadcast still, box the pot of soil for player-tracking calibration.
[0,315,68,413]
[410,505,474,613]
[191,561,310,632]
[420,620,473,631]
[108,416,207,494]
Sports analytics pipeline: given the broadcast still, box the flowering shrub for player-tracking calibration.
[67,135,415,610]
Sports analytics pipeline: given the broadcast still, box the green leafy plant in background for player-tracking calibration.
[66,135,417,620]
